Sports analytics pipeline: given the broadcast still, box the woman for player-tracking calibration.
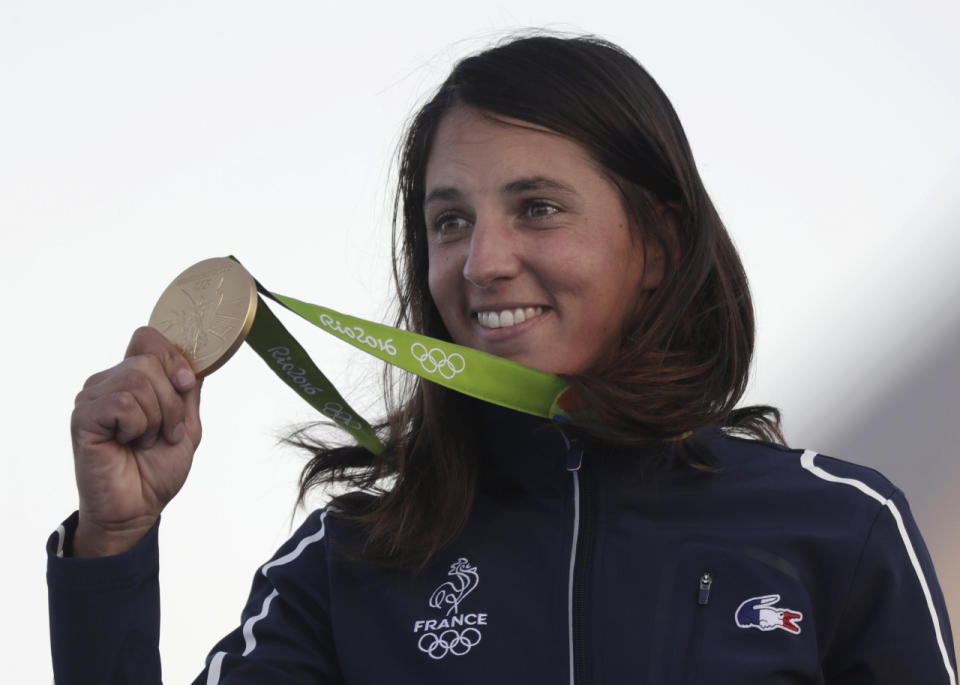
[49,35,956,683]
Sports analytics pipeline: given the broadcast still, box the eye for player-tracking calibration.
[525,200,560,219]
[432,212,471,240]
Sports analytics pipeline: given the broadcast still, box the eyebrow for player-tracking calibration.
[424,176,579,206]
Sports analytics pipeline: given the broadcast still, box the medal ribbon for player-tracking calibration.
[239,263,571,454]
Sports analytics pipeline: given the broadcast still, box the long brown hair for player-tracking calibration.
[294,34,782,565]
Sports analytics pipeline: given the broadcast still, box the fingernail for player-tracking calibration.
[170,422,186,443]
[175,368,195,389]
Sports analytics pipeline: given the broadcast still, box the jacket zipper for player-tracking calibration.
[698,571,713,605]
[685,570,714,684]
[566,439,591,685]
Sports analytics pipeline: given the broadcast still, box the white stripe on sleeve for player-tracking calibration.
[800,450,956,685]
[206,509,330,683]
[206,651,226,685]
[260,510,330,577]
[242,590,278,656]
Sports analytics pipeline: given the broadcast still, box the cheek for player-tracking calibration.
[426,250,458,313]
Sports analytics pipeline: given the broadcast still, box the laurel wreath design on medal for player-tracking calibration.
[149,257,258,376]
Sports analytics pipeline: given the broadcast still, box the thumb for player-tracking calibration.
[180,375,204,445]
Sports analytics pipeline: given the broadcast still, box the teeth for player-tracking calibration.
[477,307,543,329]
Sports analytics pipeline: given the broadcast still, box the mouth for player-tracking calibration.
[474,306,546,330]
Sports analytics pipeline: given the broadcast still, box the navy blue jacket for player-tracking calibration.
[47,418,957,683]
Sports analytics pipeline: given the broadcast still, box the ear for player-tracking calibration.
[639,203,680,291]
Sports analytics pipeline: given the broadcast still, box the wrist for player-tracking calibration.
[73,515,157,558]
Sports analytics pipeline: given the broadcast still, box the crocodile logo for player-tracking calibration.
[735,594,804,634]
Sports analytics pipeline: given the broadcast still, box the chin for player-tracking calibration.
[510,354,574,375]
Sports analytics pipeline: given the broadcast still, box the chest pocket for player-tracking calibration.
[649,542,823,685]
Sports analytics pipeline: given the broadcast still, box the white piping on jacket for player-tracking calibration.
[241,589,279,656]
[206,652,225,685]
[800,450,956,685]
[207,509,330,684]
[567,471,581,685]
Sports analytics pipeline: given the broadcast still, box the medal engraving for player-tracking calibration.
[149,257,257,376]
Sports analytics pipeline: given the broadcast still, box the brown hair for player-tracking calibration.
[294,34,782,565]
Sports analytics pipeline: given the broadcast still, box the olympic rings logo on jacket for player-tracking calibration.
[417,627,482,659]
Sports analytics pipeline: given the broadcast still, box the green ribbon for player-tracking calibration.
[239,262,571,454]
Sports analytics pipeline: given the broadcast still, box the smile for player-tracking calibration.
[476,306,545,329]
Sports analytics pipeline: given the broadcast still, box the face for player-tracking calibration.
[424,106,659,375]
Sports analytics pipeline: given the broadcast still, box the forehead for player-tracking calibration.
[424,106,603,189]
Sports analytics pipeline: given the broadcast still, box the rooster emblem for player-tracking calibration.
[428,558,479,616]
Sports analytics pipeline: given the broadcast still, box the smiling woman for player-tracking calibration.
[47,34,956,684]
[425,107,651,375]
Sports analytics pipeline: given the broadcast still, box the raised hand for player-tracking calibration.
[70,326,203,557]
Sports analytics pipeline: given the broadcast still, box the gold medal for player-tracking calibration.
[149,257,258,376]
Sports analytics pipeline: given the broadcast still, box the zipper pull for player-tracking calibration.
[556,425,583,471]
[698,571,713,606]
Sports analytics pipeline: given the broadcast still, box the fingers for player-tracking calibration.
[126,326,204,446]
[126,326,197,391]
[73,389,153,447]
[74,327,198,449]
[75,361,178,449]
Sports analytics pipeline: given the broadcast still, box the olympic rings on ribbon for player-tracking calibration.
[411,342,466,379]
[321,402,362,430]
[417,628,482,659]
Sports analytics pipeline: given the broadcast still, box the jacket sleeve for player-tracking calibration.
[47,509,344,684]
[191,507,344,684]
[823,488,957,684]
[46,511,163,685]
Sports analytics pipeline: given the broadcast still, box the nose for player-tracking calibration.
[462,217,520,289]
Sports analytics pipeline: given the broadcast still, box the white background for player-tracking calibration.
[2,1,958,681]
